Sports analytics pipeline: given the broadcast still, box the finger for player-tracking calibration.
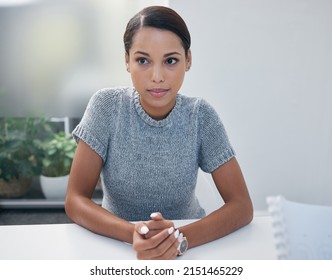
[158,236,179,260]
[133,223,150,252]
[145,220,174,231]
[151,228,179,260]
[137,228,180,260]
[147,226,175,249]
[135,222,149,236]
[144,229,162,239]
[150,212,163,221]
[147,237,179,260]
[140,225,149,235]
[139,226,175,251]
[144,219,174,239]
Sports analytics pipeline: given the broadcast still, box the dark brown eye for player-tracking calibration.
[165,58,178,65]
[137,58,149,65]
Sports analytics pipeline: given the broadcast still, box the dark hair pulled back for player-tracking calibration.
[123,6,191,57]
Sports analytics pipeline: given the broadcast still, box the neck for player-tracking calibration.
[139,97,176,121]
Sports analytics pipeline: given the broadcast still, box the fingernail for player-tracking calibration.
[168,227,174,235]
[140,225,149,235]
[174,229,179,239]
[178,232,183,242]
[150,212,158,218]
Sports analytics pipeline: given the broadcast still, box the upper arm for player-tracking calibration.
[67,140,103,198]
[211,157,252,206]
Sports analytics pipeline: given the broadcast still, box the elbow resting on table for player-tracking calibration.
[244,199,254,225]
[64,194,75,222]
[64,193,86,225]
[236,195,254,226]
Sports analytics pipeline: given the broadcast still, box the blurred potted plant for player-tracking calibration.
[0,117,52,198]
[40,131,76,199]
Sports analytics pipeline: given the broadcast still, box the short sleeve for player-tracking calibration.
[198,99,235,173]
[72,88,118,163]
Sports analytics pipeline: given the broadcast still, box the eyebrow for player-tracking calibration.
[134,51,182,57]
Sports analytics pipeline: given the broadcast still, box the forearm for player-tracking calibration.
[65,195,135,244]
[179,199,253,249]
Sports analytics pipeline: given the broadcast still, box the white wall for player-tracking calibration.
[169,0,332,210]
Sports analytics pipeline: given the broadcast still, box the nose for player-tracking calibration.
[151,64,164,83]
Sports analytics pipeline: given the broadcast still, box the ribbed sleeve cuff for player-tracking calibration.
[72,125,107,163]
[201,147,236,173]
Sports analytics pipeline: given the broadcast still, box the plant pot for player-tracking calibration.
[0,177,33,198]
[40,174,69,199]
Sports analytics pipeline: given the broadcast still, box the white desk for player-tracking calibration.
[0,216,277,260]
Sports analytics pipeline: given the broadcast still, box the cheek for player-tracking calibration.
[130,71,146,85]
[170,70,185,85]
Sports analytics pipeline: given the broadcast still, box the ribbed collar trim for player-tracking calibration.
[133,90,182,128]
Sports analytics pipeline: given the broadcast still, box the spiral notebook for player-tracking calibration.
[266,195,332,260]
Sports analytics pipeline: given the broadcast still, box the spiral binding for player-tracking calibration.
[266,195,289,259]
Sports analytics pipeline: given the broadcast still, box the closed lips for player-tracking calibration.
[148,88,169,97]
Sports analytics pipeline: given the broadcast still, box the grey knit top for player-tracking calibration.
[72,87,235,221]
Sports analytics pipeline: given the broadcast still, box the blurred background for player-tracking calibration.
[0,0,331,213]
[0,0,154,117]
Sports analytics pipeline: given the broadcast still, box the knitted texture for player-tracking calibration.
[73,87,235,221]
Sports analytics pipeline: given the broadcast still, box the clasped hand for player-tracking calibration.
[132,212,180,260]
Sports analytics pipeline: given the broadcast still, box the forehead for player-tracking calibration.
[130,27,184,54]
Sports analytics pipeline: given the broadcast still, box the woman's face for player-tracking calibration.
[126,27,191,120]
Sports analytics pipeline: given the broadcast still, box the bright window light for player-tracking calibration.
[0,0,39,6]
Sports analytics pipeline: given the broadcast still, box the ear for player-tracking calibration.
[186,49,192,71]
[125,53,130,72]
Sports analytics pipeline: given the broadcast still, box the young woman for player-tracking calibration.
[65,6,253,260]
